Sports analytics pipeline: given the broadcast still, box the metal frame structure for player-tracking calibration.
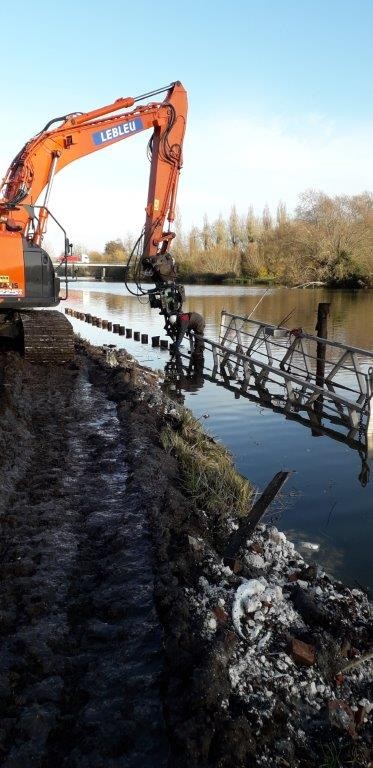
[180,310,373,484]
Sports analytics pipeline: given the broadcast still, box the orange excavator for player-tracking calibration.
[0,81,187,362]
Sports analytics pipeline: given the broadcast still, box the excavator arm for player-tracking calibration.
[0,82,187,283]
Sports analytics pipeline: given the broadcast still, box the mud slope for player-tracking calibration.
[0,350,168,768]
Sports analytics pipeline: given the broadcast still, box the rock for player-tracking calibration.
[232,559,243,574]
[249,541,264,554]
[213,605,228,624]
[243,598,262,614]
[188,535,204,553]
[290,585,332,628]
[328,699,356,738]
[359,698,373,714]
[340,638,351,657]
[262,585,283,604]
[232,580,267,639]
[269,528,287,545]
[354,704,367,728]
[300,541,320,552]
[288,571,301,582]
[290,638,315,667]
[245,552,265,569]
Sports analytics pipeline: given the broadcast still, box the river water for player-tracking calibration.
[63,282,373,592]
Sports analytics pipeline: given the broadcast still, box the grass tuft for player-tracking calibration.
[161,411,252,519]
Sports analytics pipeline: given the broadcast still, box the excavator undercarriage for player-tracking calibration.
[0,309,74,364]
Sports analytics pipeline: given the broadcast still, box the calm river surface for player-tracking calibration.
[63,282,373,591]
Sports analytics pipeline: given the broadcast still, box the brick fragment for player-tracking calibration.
[232,559,243,574]
[250,542,264,555]
[287,571,301,582]
[290,637,315,667]
[213,606,228,624]
[328,699,356,738]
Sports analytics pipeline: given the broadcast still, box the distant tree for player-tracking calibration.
[88,250,104,262]
[104,239,126,263]
[276,201,288,228]
[228,205,240,247]
[213,215,227,246]
[262,204,272,231]
[202,214,211,251]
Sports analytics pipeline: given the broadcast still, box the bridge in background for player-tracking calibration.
[55,263,127,280]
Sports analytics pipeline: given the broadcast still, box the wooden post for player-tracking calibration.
[107,322,112,331]
[134,331,140,341]
[141,334,148,344]
[119,326,125,335]
[126,328,132,338]
[152,336,160,347]
[86,314,92,323]
[314,303,331,425]
[224,471,290,563]
[113,324,120,333]
[315,302,330,389]
[160,339,169,350]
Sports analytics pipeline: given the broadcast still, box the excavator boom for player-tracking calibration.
[0,82,188,362]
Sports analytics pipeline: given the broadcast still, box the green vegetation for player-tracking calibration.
[161,411,252,518]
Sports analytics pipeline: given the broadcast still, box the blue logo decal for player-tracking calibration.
[92,117,144,146]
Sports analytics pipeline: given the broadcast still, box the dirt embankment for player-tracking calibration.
[0,341,371,768]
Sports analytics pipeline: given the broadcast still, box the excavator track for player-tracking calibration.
[20,310,75,364]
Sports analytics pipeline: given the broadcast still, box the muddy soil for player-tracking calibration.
[0,347,168,767]
[0,341,371,768]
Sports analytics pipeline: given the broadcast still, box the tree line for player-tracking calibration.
[83,190,373,287]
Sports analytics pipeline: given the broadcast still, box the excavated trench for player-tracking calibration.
[0,349,168,767]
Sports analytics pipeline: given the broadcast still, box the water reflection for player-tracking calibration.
[64,282,373,591]
[169,352,372,487]
[162,352,205,405]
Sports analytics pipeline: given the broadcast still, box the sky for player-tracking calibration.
[1,0,373,254]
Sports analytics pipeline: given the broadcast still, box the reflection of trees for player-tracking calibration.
[70,284,373,353]
[182,287,373,352]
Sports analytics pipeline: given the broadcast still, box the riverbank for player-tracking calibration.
[0,341,371,766]
[84,341,373,767]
